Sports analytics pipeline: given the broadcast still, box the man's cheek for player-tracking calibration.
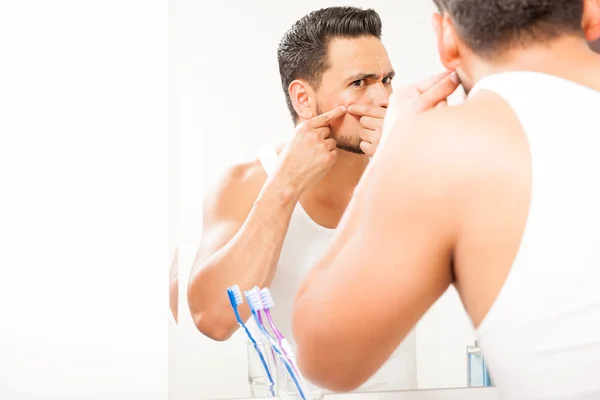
[335,113,362,135]
[328,114,344,135]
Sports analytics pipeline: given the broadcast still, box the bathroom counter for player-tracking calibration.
[224,387,500,400]
[319,387,500,400]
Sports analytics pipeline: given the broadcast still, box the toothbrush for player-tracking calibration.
[249,288,271,352]
[245,287,311,400]
[252,289,278,376]
[259,287,294,356]
[226,285,275,395]
[245,288,307,400]
[259,287,309,394]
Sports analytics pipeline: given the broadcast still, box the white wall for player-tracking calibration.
[0,1,169,399]
[417,288,475,389]
[172,1,474,399]
[169,1,181,396]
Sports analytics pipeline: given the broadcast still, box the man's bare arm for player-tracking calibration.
[187,107,346,341]
[187,162,298,341]
[292,113,463,392]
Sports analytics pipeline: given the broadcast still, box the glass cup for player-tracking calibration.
[247,339,277,397]
[275,352,324,400]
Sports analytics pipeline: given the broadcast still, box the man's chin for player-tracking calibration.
[336,143,364,155]
[334,137,364,155]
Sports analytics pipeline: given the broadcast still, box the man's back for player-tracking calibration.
[291,65,600,397]
[449,62,600,398]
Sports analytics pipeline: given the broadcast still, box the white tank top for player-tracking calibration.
[470,71,600,399]
[251,148,418,391]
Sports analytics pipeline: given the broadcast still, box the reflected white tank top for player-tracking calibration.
[470,72,600,399]
[249,148,418,391]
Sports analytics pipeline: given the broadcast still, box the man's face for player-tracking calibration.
[314,36,394,154]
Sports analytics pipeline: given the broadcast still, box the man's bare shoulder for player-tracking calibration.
[373,90,529,210]
[218,158,268,191]
[385,92,525,174]
[203,157,269,222]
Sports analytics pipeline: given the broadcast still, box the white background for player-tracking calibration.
[172,1,475,400]
[0,1,169,399]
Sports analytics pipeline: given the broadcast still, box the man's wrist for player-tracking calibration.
[259,177,301,208]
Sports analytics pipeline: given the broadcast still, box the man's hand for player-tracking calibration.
[347,104,386,157]
[345,71,459,157]
[383,71,460,141]
[273,106,347,197]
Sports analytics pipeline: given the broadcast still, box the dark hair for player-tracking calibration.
[432,0,585,57]
[277,6,382,123]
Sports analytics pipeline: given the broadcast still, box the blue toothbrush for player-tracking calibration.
[227,285,275,395]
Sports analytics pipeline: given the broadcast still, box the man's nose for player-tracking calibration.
[370,82,390,108]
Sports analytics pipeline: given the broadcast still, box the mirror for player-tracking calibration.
[171,1,491,399]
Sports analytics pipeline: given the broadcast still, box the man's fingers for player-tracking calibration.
[347,104,386,119]
[324,138,337,151]
[435,100,448,110]
[315,126,331,139]
[416,72,459,111]
[358,116,381,130]
[413,70,454,94]
[358,129,377,144]
[359,140,375,157]
[309,106,347,128]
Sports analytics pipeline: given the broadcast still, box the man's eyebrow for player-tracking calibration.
[346,70,396,82]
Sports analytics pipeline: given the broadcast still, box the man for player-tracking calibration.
[292,0,600,398]
[187,6,457,391]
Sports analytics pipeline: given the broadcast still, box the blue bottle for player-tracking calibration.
[467,341,493,387]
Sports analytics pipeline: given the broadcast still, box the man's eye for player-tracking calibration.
[383,76,393,84]
[351,79,366,87]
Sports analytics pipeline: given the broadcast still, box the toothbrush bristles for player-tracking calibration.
[245,288,264,311]
[260,288,275,309]
[229,285,244,305]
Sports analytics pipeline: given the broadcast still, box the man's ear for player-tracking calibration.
[583,0,600,43]
[289,80,316,120]
[432,12,461,70]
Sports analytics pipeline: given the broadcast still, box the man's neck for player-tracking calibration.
[307,149,370,202]
[275,142,370,197]
[465,36,598,87]
[325,149,370,186]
